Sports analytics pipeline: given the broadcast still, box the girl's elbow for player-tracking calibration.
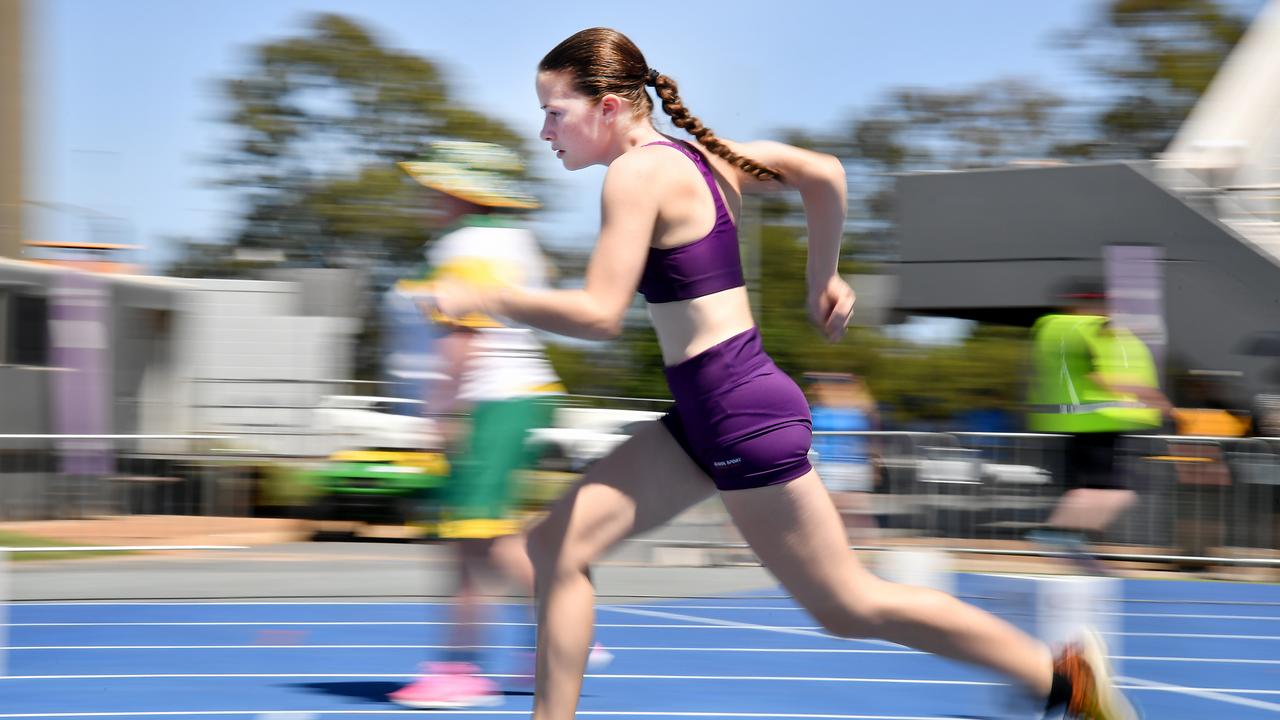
[794,154,845,193]
[579,295,626,340]
[821,154,846,185]
[589,315,624,340]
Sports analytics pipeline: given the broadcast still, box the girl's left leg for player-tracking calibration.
[721,470,1054,694]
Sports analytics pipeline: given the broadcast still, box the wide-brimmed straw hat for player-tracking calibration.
[397,140,540,210]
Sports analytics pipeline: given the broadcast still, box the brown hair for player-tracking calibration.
[539,28,782,182]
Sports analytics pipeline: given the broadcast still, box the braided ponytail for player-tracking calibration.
[648,71,783,182]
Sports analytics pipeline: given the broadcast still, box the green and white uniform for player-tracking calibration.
[423,217,563,539]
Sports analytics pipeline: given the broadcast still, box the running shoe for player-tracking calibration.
[1050,630,1137,719]
[388,661,503,709]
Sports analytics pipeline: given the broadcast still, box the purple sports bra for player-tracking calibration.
[636,141,745,304]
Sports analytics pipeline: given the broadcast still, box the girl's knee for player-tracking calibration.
[807,586,892,639]
[814,607,881,639]
[526,523,590,579]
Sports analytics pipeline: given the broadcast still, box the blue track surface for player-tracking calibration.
[2,574,1278,718]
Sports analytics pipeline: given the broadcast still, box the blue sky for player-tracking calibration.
[28,1,1119,268]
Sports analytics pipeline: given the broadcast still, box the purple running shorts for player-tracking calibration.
[660,327,813,491]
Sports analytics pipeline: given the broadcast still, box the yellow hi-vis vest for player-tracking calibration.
[1027,314,1162,433]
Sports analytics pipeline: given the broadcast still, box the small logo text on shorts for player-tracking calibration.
[712,457,743,468]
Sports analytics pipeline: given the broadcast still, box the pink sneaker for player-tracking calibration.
[388,662,503,709]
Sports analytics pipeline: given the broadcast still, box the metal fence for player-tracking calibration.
[0,434,252,522]
[2,430,1279,569]
[814,430,1280,566]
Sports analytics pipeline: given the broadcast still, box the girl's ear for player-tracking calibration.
[599,93,623,123]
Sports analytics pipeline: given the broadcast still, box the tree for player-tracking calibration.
[777,78,1092,271]
[180,14,526,275]
[172,14,530,378]
[1061,0,1249,157]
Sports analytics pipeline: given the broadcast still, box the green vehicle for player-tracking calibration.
[307,449,450,530]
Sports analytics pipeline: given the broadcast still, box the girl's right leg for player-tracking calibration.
[525,420,717,720]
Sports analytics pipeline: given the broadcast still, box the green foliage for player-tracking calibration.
[171,13,534,378]
[171,13,526,276]
[755,227,1029,427]
[545,326,670,403]
[1065,0,1248,156]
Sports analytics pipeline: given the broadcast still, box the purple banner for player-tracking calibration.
[1105,245,1167,376]
[50,272,112,475]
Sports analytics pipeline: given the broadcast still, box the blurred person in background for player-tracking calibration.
[1027,278,1170,566]
[431,27,1135,720]
[805,372,879,542]
[389,141,609,709]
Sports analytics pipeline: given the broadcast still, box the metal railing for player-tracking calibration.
[2,430,1278,570]
[819,430,1280,567]
[0,434,250,521]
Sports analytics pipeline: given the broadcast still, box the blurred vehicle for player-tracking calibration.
[305,396,447,528]
[311,395,443,453]
[304,402,660,530]
[527,407,663,472]
[306,448,449,528]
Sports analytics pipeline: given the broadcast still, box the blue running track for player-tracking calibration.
[1,574,1278,718]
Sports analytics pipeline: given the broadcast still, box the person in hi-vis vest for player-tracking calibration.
[1027,278,1171,561]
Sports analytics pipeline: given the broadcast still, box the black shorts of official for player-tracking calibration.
[1063,431,1127,490]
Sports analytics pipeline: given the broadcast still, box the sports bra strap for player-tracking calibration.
[641,141,728,217]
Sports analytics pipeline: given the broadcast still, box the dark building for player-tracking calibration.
[892,161,1280,403]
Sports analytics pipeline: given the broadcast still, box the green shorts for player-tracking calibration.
[439,396,555,538]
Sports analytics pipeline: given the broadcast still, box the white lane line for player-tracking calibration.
[0,672,998,685]
[7,645,1279,665]
[1100,612,1280,621]
[6,621,816,628]
[1,671,1279,699]
[11,601,459,606]
[8,621,533,627]
[601,606,900,648]
[610,605,1280,621]
[18,602,1276,621]
[5,644,519,651]
[1112,632,1280,640]
[1,644,914,653]
[600,605,1280,645]
[1117,655,1280,665]
[1119,675,1280,712]
[0,707,936,712]
[13,618,1280,641]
